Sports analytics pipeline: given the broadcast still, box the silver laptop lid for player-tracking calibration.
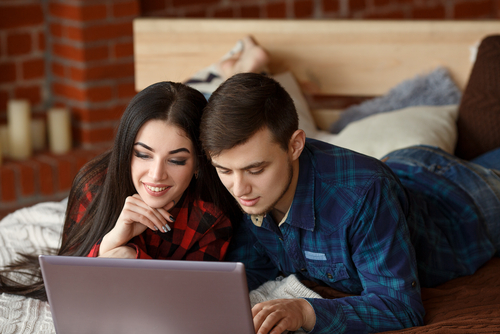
[39,255,254,334]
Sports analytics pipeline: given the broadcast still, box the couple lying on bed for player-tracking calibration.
[1,36,500,334]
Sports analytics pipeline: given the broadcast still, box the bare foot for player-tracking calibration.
[219,36,270,79]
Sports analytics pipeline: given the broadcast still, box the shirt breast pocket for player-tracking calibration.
[306,262,350,284]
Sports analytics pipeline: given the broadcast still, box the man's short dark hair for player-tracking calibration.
[200,73,299,157]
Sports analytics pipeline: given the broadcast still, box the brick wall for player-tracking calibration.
[0,0,498,218]
[140,0,499,19]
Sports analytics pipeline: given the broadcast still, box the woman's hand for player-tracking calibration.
[98,194,175,257]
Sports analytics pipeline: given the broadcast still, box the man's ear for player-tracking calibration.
[289,129,306,161]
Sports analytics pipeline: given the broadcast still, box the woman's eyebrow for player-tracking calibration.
[169,148,190,154]
[133,144,189,155]
[134,142,153,151]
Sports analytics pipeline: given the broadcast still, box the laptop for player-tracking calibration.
[39,255,255,334]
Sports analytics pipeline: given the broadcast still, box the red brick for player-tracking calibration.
[73,105,124,123]
[52,62,66,78]
[172,0,218,6]
[267,2,287,18]
[0,90,9,112]
[0,4,43,29]
[114,42,134,58]
[241,5,261,18]
[412,4,446,19]
[70,62,134,82]
[454,0,495,18]
[349,0,366,12]
[0,62,16,84]
[53,82,86,102]
[14,86,41,106]
[140,0,167,13]
[50,23,64,38]
[373,0,392,6]
[113,1,140,18]
[53,43,81,61]
[72,149,98,171]
[49,3,108,21]
[7,32,32,56]
[213,7,235,18]
[323,0,340,13]
[0,165,17,202]
[81,45,109,61]
[79,126,116,144]
[35,158,55,195]
[87,86,114,103]
[67,22,133,42]
[19,162,36,196]
[118,82,137,98]
[53,43,109,62]
[294,0,314,17]
[185,10,207,18]
[364,9,406,19]
[22,58,45,80]
[56,158,75,191]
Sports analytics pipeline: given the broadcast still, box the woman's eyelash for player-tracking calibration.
[170,160,187,166]
[134,151,149,159]
[134,151,187,165]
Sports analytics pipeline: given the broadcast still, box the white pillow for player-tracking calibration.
[329,105,459,159]
[272,71,338,143]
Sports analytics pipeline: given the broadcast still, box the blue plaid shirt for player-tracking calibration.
[226,139,495,333]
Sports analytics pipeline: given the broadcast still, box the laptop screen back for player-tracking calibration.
[39,255,254,334]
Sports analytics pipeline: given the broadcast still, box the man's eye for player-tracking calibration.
[217,169,230,175]
[248,169,263,175]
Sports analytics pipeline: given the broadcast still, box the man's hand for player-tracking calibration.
[252,298,316,334]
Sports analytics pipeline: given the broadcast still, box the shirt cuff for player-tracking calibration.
[127,243,152,259]
[305,298,346,334]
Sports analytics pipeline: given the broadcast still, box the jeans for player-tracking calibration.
[383,145,500,256]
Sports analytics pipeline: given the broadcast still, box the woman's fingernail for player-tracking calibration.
[164,224,171,232]
[154,226,158,231]
[169,215,176,222]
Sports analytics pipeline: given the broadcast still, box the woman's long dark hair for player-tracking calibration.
[0,82,240,301]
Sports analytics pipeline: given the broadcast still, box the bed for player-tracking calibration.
[1,19,500,333]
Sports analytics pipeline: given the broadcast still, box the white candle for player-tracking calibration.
[31,118,46,151]
[0,125,9,158]
[7,99,32,160]
[48,107,72,154]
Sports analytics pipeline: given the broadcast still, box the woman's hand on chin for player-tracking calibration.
[98,194,175,256]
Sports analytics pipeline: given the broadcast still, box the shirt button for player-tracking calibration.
[327,273,333,279]
[279,237,283,241]
[411,281,417,288]
[300,268,307,272]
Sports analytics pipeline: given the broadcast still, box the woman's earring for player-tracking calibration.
[194,171,199,179]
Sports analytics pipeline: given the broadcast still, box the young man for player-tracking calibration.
[200,73,500,334]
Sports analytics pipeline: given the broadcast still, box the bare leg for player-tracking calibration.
[218,36,270,79]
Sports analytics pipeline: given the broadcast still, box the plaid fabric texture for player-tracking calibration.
[73,175,232,261]
[226,139,495,334]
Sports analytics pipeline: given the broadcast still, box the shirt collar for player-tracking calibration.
[250,142,316,231]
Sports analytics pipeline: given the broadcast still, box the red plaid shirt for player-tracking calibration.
[73,182,232,261]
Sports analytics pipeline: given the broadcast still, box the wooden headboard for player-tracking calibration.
[134,19,500,97]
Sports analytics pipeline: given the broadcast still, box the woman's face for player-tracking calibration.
[131,120,196,209]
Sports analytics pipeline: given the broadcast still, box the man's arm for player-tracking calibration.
[304,175,425,333]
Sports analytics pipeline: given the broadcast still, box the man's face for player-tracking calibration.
[210,128,296,217]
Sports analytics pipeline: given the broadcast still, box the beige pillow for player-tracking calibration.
[330,105,459,159]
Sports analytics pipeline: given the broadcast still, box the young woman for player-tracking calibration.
[0,81,240,301]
